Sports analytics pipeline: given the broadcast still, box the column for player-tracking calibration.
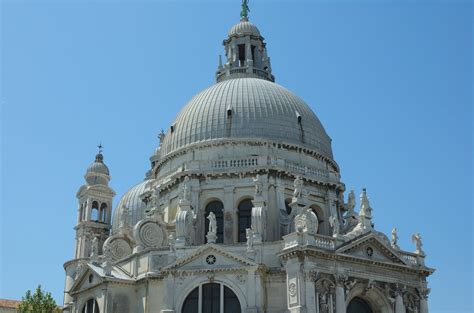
[419,288,430,313]
[335,285,345,313]
[223,186,234,244]
[395,293,404,313]
[305,275,317,313]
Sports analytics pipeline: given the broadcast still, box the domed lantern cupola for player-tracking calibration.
[216,0,274,83]
[74,144,115,259]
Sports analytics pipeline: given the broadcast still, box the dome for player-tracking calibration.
[228,20,261,37]
[160,78,333,159]
[86,159,109,176]
[84,153,110,185]
[112,179,152,233]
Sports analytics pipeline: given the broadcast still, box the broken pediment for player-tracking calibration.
[336,233,407,265]
[163,244,258,272]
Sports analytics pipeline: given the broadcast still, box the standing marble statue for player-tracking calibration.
[391,228,399,249]
[206,212,217,244]
[293,176,303,200]
[412,232,424,255]
[246,228,254,251]
[182,176,190,202]
[329,215,340,237]
[253,174,263,196]
[208,212,217,235]
[90,236,99,258]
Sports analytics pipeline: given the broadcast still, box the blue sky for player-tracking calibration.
[1,0,472,312]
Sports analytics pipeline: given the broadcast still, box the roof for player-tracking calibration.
[112,179,152,233]
[0,299,20,308]
[160,78,333,159]
[228,20,261,37]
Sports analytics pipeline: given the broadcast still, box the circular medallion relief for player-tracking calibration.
[366,247,374,257]
[107,238,132,261]
[206,255,217,265]
[288,283,297,297]
[138,221,164,248]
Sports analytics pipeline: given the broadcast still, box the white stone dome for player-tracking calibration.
[111,179,152,233]
[160,78,333,159]
[228,20,261,37]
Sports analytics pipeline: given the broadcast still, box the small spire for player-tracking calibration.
[240,0,250,21]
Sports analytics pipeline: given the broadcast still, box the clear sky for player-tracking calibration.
[1,0,472,312]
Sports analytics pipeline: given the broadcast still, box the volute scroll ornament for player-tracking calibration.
[133,218,168,249]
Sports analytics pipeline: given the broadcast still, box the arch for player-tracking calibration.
[91,201,99,221]
[309,204,325,234]
[237,198,253,242]
[346,283,392,313]
[81,298,99,313]
[99,203,108,223]
[347,297,373,313]
[178,280,244,313]
[205,200,224,243]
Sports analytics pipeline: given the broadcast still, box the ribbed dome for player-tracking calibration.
[112,179,152,233]
[161,78,333,159]
[228,20,261,37]
[86,160,109,176]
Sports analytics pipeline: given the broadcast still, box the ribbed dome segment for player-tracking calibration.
[86,159,109,176]
[161,78,333,159]
[228,20,261,37]
[112,180,152,233]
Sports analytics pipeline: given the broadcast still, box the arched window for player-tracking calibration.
[100,203,108,223]
[182,283,240,313]
[82,299,99,313]
[237,199,253,242]
[347,297,373,313]
[285,199,292,215]
[205,201,224,243]
[91,201,99,221]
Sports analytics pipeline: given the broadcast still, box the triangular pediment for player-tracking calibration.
[69,264,104,295]
[69,262,133,295]
[336,232,407,265]
[163,244,258,272]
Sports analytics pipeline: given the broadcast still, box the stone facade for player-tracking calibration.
[63,5,434,313]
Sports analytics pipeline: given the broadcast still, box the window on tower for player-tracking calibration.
[238,44,245,66]
[91,201,99,221]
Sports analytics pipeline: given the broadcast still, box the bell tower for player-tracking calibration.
[74,146,115,259]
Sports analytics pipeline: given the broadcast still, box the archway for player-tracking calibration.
[182,283,240,313]
[347,297,373,313]
[82,299,99,313]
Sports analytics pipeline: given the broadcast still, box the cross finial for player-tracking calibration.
[97,143,103,154]
[240,0,250,21]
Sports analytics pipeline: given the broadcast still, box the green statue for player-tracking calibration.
[241,0,250,20]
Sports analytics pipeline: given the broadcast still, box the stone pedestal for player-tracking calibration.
[206,232,217,244]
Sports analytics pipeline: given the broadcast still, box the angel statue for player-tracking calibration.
[293,176,304,199]
[411,232,424,255]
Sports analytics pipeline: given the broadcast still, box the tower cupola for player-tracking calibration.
[216,0,274,83]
